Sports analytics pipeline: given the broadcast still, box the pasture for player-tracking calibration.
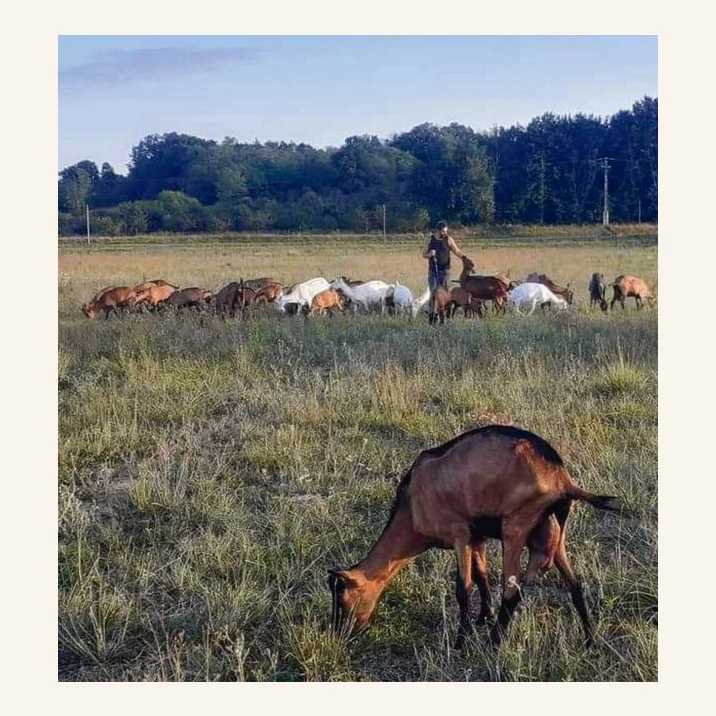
[58,234,658,681]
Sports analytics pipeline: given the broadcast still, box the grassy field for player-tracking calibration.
[58,233,658,681]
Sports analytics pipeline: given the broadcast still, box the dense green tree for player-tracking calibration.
[58,162,98,215]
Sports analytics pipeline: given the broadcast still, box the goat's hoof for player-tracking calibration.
[476,611,493,627]
[489,628,504,648]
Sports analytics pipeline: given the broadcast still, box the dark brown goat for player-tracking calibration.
[610,275,655,310]
[213,281,258,318]
[449,286,485,319]
[220,278,281,308]
[165,287,213,312]
[328,425,627,649]
[82,286,138,320]
[588,273,608,312]
[458,257,511,314]
[526,273,574,305]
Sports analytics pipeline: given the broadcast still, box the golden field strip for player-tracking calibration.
[58,232,657,681]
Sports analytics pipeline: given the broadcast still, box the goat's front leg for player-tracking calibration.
[454,541,474,649]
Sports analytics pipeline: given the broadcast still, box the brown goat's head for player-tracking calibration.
[327,568,380,635]
[461,256,475,273]
[81,303,96,320]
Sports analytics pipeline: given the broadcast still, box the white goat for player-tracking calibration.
[330,278,391,313]
[274,277,330,314]
[507,282,568,316]
[387,281,415,315]
[410,287,431,318]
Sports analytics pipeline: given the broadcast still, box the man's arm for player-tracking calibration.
[448,236,464,260]
[422,238,435,259]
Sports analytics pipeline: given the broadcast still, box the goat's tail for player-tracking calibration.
[567,485,630,516]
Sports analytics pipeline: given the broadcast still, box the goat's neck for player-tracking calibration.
[351,501,427,591]
[338,281,359,300]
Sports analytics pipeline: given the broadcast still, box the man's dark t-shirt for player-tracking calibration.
[428,235,451,270]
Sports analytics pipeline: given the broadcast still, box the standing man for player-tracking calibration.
[421,221,466,319]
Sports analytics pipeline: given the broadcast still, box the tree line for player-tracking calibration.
[58,96,657,236]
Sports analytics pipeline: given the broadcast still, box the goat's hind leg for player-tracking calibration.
[551,501,594,646]
[472,541,493,625]
[524,515,560,585]
[454,541,474,649]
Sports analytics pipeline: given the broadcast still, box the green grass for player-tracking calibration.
[58,239,657,681]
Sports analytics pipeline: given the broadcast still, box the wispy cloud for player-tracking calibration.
[59,46,259,94]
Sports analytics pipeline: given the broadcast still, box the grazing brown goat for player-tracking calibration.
[328,424,627,649]
[588,273,608,312]
[133,282,178,310]
[526,273,574,305]
[251,281,283,305]
[242,277,282,303]
[165,287,213,312]
[309,288,346,316]
[458,257,511,314]
[133,279,178,292]
[449,286,485,319]
[81,286,138,320]
[610,275,655,310]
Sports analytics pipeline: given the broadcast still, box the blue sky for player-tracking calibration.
[58,35,657,175]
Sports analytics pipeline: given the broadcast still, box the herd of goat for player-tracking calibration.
[81,254,655,322]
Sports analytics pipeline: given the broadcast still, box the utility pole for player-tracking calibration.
[86,203,90,244]
[600,158,611,226]
[638,199,642,224]
[539,156,546,225]
[382,204,386,241]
